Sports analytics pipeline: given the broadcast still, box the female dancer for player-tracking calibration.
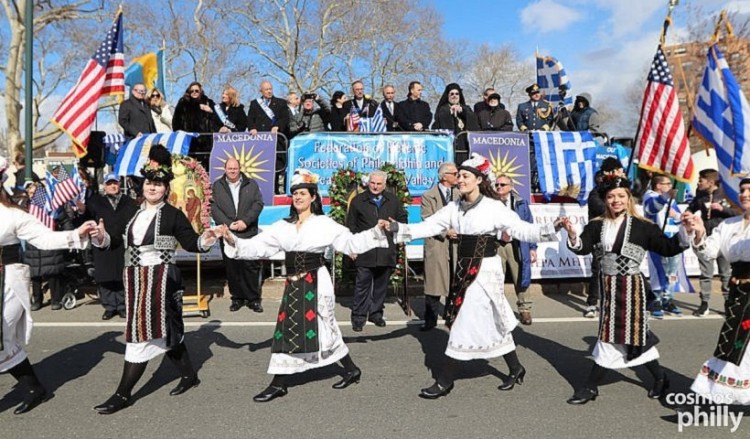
[1,156,98,414]
[93,147,220,414]
[684,177,750,404]
[387,153,561,399]
[221,169,389,402]
[560,174,688,404]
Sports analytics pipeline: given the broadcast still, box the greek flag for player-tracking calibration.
[536,55,572,105]
[533,131,596,205]
[114,131,197,176]
[692,44,750,205]
[360,106,387,133]
[103,132,126,165]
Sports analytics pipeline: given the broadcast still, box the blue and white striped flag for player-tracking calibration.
[692,44,750,205]
[536,55,572,106]
[103,132,126,166]
[114,131,197,177]
[359,106,387,133]
[533,131,596,205]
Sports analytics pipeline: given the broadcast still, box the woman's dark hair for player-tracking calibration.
[284,186,324,223]
[330,90,345,107]
[0,185,22,210]
[183,81,204,100]
[478,176,501,200]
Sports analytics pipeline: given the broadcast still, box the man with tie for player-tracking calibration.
[379,85,401,131]
[343,80,379,125]
[515,83,553,132]
[118,83,156,140]
[346,170,408,331]
[398,81,432,132]
[247,80,291,193]
[419,162,459,330]
[495,174,536,325]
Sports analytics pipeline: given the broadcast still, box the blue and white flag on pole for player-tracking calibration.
[114,131,197,177]
[536,55,573,106]
[359,106,387,132]
[692,44,750,205]
[533,131,596,205]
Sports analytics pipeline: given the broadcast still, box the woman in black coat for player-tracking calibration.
[172,82,221,162]
[329,91,349,132]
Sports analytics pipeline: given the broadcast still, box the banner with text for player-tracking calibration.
[468,132,532,202]
[287,133,454,196]
[209,132,278,204]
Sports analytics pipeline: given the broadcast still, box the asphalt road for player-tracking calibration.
[2,290,748,439]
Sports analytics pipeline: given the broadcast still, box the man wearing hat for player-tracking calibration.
[83,172,139,319]
[515,83,553,132]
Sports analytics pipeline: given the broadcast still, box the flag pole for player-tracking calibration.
[627,0,679,178]
[23,0,33,182]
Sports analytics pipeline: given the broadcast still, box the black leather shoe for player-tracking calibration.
[169,375,200,396]
[420,320,437,331]
[13,389,49,415]
[30,301,42,311]
[648,375,670,399]
[333,368,361,389]
[566,388,598,405]
[419,381,454,399]
[352,323,364,332]
[369,318,386,327]
[94,393,130,414]
[498,366,526,391]
[253,385,287,402]
[102,310,117,320]
[248,301,264,313]
[118,309,127,319]
[50,302,62,311]
[229,301,244,312]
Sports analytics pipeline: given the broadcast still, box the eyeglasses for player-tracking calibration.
[151,93,161,98]
[189,89,201,93]
[133,89,146,94]
[448,92,460,96]
[445,171,458,176]
[496,183,511,187]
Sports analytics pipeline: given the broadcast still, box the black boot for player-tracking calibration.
[645,360,670,399]
[498,351,526,391]
[419,357,456,399]
[333,355,361,389]
[253,375,288,403]
[166,342,200,396]
[567,363,606,405]
[8,359,49,415]
[94,361,147,414]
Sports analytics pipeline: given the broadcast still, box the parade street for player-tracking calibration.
[2,288,748,439]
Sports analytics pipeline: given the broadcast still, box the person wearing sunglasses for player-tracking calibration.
[118,83,156,140]
[173,82,221,165]
[148,87,173,133]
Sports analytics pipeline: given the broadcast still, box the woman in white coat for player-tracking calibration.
[0,156,98,414]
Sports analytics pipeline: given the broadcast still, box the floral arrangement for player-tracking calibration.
[328,163,412,285]
[171,154,212,233]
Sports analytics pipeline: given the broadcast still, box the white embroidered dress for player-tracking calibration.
[224,215,388,375]
[0,205,86,372]
[691,216,750,404]
[393,197,558,361]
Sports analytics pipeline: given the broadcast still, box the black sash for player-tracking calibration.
[271,252,325,354]
[444,235,497,328]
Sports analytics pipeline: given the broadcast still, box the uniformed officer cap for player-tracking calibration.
[525,84,541,95]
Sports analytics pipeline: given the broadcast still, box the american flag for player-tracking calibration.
[50,167,82,210]
[51,11,124,158]
[347,104,361,132]
[635,46,694,182]
[29,185,55,230]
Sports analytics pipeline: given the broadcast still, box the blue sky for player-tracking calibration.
[431,0,750,134]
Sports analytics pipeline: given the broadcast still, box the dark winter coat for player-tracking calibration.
[85,193,139,283]
[345,189,407,268]
[210,174,264,239]
[118,98,157,139]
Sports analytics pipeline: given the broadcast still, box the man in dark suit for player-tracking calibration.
[84,173,139,319]
[398,81,432,132]
[118,83,156,140]
[346,170,408,331]
[379,85,400,131]
[247,80,291,193]
[343,80,379,128]
[211,157,265,312]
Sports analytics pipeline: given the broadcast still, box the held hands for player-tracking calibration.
[680,211,704,239]
[446,228,458,240]
[87,219,107,246]
[215,224,236,246]
[76,220,98,240]
[556,217,577,242]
